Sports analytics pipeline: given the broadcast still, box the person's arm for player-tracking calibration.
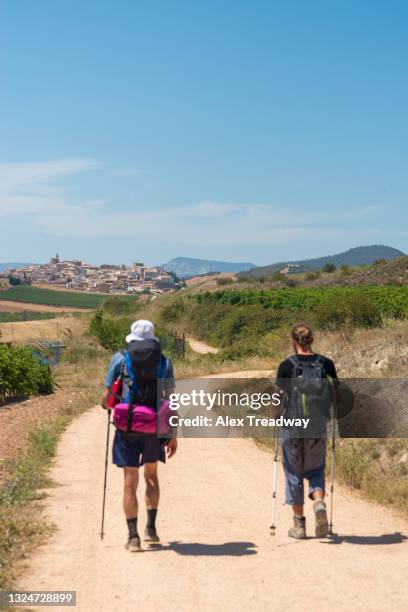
[275,359,292,391]
[274,359,293,415]
[101,352,124,409]
[324,358,340,408]
[325,358,338,379]
[166,437,177,458]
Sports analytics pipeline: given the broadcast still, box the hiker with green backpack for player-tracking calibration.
[101,320,177,552]
[276,324,338,539]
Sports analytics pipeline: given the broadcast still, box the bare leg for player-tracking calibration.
[312,488,329,537]
[123,467,139,519]
[144,462,160,509]
[292,504,304,516]
[312,488,324,501]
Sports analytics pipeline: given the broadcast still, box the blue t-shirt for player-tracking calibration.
[104,351,175,390]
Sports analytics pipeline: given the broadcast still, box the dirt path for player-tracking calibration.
[21,407,408,612]
[187,335,219,354]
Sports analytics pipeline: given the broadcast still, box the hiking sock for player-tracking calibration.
[126,517,139,539]
[146,509,158,530]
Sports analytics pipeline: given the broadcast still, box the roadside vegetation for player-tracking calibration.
[192,286,408,318]
[0,387,101,589]
[0,319,106,590]
[0,344,55,402]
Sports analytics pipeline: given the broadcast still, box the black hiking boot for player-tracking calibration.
[288,515,306,539]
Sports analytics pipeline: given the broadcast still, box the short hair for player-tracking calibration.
[291,324,314,348]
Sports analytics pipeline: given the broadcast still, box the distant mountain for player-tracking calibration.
[238,245,406,278]
[161,257,256,278]
[0,262,33,273]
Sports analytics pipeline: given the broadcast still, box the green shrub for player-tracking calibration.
[187,303,291,349]
[314,291,382,329]
[322,262,336,273]
[340,265,351,276]
[89,311,176,357]
[218,342,269,361]
[102,296,140,316]
[88,311,131,351]
[0,345,55,400]
[216,277,234,286]
[160,300,187,323]
[271,272,285,282]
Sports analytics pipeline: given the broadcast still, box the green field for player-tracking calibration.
[0,286,108,309]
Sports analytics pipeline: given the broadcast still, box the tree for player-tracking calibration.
[322,262,336,273]
[8,275,21,286]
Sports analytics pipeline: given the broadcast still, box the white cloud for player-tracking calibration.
[0,158,101,217]
[37,199,355,248]
[0,159,386,253]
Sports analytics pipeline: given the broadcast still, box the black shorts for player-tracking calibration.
[112,430,166,468]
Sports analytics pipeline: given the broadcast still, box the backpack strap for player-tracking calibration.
[157,355,167,379]
[118,351,126,379]
[313,354,325,366]
[124,351,136,432]
[288,355,302,377]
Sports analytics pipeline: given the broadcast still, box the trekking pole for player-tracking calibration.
[270,427,279,535]
[100,409,111,540]
[329,407,336,535]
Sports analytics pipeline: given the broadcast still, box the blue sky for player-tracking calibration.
[0,0,407,266]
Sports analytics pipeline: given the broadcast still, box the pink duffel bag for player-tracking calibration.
[113,400,171,435]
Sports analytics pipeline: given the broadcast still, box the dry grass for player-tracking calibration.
[314,319,408,377]
[334,439,408,516]
[313,321,408,515]
[0,315,90,344]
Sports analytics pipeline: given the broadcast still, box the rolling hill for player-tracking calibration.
[238,245,405,278]
[161,257,256,278]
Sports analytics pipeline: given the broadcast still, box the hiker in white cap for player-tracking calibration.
[102,319,177,552]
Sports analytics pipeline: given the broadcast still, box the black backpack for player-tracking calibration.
[122,339,166,411]
[286,354,334,426]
